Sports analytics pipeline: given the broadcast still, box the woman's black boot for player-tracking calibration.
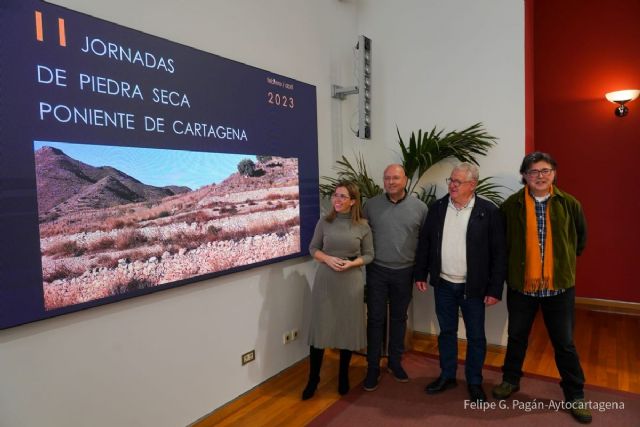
[338,349,352,395]
[302,346,325,400]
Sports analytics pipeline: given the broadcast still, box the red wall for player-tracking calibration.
[531,0,640,302]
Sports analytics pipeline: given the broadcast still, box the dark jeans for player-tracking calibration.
[502,287,585,400]
[366,263,414,368]
[434,280,486,384]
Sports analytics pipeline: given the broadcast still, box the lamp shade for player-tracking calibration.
[605,89,640,104]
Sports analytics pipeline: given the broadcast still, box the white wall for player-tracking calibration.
[0,1,525,426]
[343,0,525,344]
[348,0,524,179]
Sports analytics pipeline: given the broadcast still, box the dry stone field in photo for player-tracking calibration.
[35,147,300,310]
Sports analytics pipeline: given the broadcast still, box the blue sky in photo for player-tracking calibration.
[34,141,255,190]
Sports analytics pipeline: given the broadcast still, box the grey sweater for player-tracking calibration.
[363,193,428,269]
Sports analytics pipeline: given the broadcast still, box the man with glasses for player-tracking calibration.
[492,152,591,424]
[414,162,506,403]
[362,164,428,391]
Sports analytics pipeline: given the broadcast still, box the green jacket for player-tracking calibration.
[500,186,587,291]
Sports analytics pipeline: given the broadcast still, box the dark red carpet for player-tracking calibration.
[308,351,640,426]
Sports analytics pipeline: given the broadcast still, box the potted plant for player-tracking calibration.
[320,122,506,206]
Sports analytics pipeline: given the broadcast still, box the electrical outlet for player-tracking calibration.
[291,329,299,341]
[241,350,255,365]
[282,331,292,344]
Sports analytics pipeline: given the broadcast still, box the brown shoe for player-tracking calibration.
[569,398,593,424]
[491,381,519,399]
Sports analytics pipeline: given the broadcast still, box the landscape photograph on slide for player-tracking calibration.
[34,142,300,310]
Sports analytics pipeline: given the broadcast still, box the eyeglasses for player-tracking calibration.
[331,193,352,200]
[526,168,554,177]
[445,178,472,187]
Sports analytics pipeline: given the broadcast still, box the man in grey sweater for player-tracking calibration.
[362,164,428,391]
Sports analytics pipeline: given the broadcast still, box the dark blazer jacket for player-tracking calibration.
[413,194,507,299]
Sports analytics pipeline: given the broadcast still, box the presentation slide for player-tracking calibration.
[0,0,319,329]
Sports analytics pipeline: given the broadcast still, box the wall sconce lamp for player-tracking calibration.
[605,89,640,117]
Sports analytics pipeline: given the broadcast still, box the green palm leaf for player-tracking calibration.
[321,122,504,208]
[398,122,497,195]
[475,177,510,206]
[319,153,383,202]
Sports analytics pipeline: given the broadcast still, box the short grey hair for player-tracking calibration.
[452,162,479,182]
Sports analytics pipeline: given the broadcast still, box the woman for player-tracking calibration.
[302,181,374,400]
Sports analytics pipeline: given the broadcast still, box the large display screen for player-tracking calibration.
[0,0,319,329]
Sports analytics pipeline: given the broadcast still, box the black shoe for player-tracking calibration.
[468,384,487,402]
[301,378,319,400]
[425,377,457,394]
[363,368,381,392]
[387,364,409,382]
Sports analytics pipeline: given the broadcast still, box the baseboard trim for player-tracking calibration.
[575,297,640,315]
[411,330,506,353]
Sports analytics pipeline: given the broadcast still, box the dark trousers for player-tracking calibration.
[502,287,585,400]
[434,280,486,384]
[366,263,414,368]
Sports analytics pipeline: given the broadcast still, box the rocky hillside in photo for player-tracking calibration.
[34,146,191,218]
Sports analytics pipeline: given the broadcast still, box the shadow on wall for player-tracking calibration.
[251,257,312,383]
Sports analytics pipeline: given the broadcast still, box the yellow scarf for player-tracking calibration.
[524,186,554,291]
